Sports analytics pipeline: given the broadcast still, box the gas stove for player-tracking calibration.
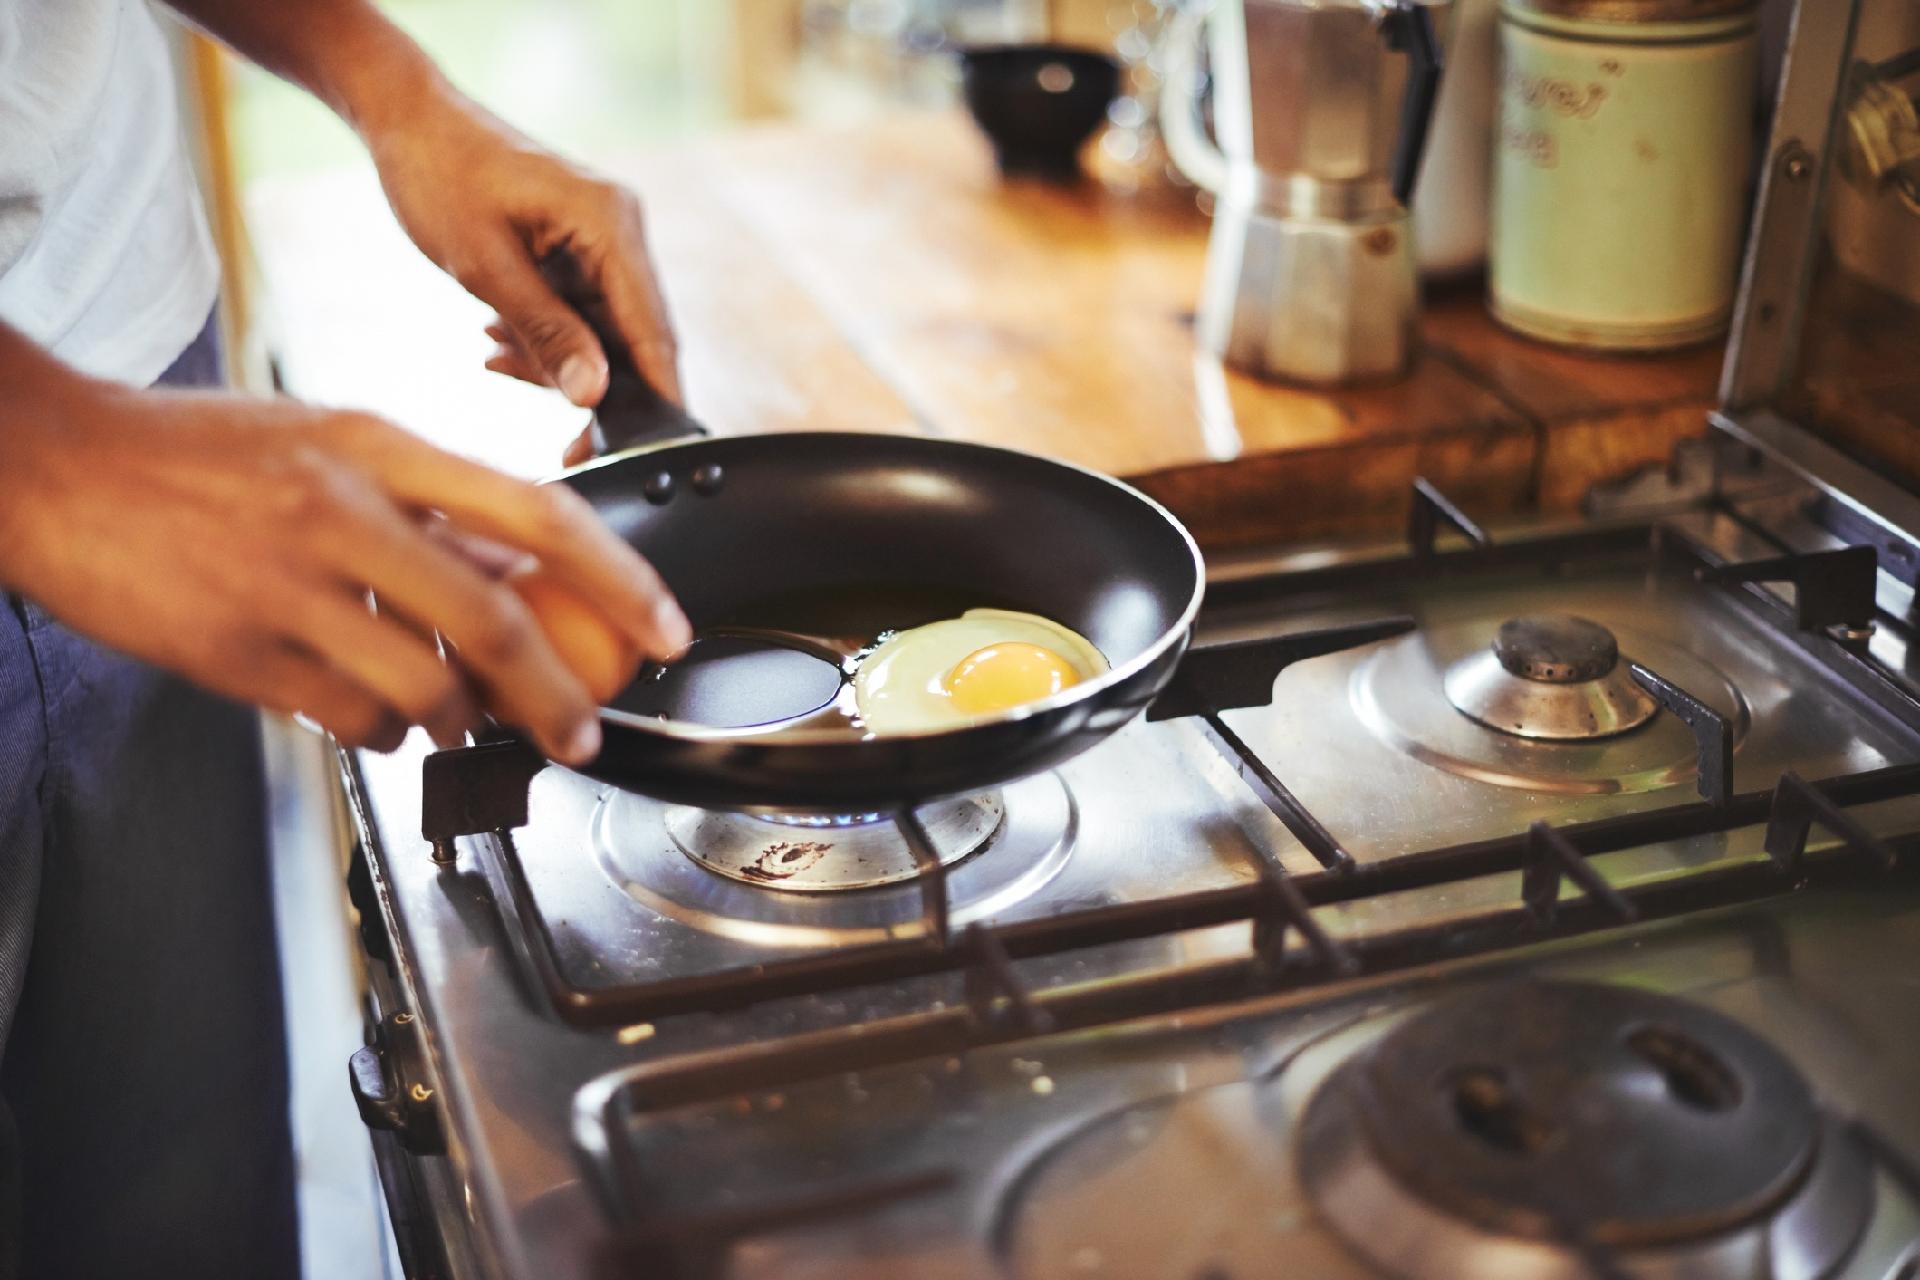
[339,5,1920,1276]
[342,471,1920,1279]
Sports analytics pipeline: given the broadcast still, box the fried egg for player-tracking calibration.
[852,609,1108,734]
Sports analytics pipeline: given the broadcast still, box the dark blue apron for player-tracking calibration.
[0,313,299,1279]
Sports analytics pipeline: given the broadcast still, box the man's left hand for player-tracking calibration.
[367,90,679,460]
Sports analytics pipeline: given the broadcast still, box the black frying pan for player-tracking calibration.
[536,257,1203,813]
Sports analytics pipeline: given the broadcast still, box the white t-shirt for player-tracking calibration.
[0,0,218,386]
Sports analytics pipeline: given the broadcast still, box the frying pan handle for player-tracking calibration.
[536,248,709,454]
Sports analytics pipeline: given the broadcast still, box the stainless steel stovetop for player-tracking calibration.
[339,4,1920,1268]
[343,475,1920,1280]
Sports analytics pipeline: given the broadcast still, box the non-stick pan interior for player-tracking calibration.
[565,433,1200,668]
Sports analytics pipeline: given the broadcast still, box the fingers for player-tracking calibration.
[418,513,534,579]
[483,319,556,390]
[475,186,680,414]
[485,318,529,356]
[580,191,683,406]
[244,643,410,752]
[331,417,691,662]
[316,494,609,763]
[484,343,549,388]
[462,232,609,408]
[281,587,490,752]
[562,424,597,468]
[484,320,606,466]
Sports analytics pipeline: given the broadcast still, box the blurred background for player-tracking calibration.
[227,0,1164,179]
[181,0,1178,473]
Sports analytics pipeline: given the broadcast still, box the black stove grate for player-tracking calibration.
[573,761,1920,1112]
[411,516,1920,1038]
[569,761,1920,1280]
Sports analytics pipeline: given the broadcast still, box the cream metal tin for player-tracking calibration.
[1489,1,1761,350]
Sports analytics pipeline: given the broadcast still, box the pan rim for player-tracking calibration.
[548,430,1206,747]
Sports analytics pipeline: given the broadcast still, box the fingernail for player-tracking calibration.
[558,354,606,407]
[561,716,602,765]
[656,600,693,655]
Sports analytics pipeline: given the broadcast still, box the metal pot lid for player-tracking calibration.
[1443,615,1659,740]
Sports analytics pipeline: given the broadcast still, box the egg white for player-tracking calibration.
[852,609,1108,734]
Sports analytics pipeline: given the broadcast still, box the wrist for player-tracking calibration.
[306,10,456,152]
[0,349,115,595]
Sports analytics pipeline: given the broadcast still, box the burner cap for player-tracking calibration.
[1299,982,1874,1276]
[1493,615,1619,683]
[1444,615,1659,740]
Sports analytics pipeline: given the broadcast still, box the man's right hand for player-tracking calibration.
[0,342,690,763]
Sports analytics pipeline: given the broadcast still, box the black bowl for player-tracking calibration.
[959,44,1120,181]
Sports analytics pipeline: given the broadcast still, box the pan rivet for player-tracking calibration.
[643,471,676,505]
[692,464,726,496]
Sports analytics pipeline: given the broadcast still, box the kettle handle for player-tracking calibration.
[1159,7,1230,197]
[1382,0,1445,208]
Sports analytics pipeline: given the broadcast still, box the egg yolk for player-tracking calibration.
[943,642,1082,715]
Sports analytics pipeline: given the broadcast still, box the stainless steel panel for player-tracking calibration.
[1721,0,1866,408]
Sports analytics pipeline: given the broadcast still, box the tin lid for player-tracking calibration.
[1501,0,1758,21]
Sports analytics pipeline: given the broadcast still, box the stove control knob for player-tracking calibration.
[348,1017,445,1154]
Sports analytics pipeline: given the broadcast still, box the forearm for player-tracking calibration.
[158,0,450,145]
[0,325,112,478]
[0,325,117,594]
[164,0,681,413]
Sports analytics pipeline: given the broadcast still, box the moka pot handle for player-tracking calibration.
[1382,0,1445,208]
[1159,7,1230,197]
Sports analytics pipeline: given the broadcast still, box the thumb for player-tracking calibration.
[467,239,609,408]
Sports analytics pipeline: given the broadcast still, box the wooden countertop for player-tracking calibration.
[614,112,1725,547]
[256,111,1726,549]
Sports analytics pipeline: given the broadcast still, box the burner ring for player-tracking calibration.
[668,794,1002,892]
[1353,621,1749,794]
[591,774,1077,947]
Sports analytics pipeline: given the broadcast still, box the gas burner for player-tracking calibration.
[590,774,1077,947]
[1000,1076,1312,1279]
[1352,619,1750,794]
[1002,984,1882,1280]
[670,794,1002,891]
[1444,615,1659,740]
[1297,982,1876,1278]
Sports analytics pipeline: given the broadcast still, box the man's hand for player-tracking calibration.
[162,0,680,464]
[0,345,690,761]
[368,93,680,441]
